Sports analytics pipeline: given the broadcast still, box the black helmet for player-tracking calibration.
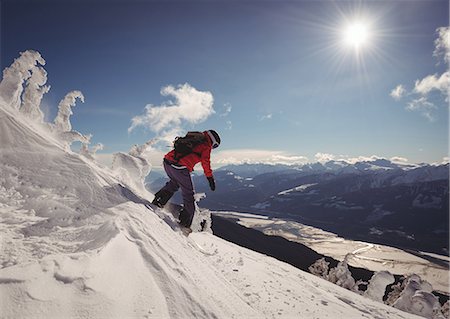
[206,130,221,149]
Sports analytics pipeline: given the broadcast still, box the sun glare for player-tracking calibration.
[344,22,369,49]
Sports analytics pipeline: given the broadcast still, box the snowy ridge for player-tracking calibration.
[219,158,447,180]
[0,50,428,318]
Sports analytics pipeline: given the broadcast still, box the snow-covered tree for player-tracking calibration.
[0,50,45,110]
[20,65,50,122]
[54,91,84,132]
[308,258,330,279]
[80,143,104,161]
[389,274,444,319]
[326,255,361,292]
[364,271,395,302]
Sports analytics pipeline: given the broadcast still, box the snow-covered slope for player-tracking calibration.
[0,51,423,318]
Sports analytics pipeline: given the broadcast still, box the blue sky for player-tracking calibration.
[2,0,449,166]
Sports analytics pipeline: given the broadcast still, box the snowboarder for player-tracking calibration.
[152,130,221,228]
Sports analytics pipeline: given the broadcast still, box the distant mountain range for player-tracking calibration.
[147,159,449,255]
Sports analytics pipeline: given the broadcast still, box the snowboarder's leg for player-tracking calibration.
[151,162,179,207]
[162,161,182,193]
[157,162,195,227]
[174,170,195,228]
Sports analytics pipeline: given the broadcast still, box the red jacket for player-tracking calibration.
[164,131,213,177]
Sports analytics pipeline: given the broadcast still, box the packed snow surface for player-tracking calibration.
[0,50,424,318]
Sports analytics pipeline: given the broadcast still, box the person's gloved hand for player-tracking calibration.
[207,176,216,191]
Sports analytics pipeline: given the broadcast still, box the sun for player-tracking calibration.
[343,22,370,49]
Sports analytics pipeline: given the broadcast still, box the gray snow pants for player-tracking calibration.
[160,159,195,224]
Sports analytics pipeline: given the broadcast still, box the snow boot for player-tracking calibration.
[151,190,173,208]
[178,208,192,228]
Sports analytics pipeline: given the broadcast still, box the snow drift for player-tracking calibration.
[0,50,425,318]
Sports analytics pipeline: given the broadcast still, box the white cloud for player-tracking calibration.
[433,26,450,64]
[225,120,232,130]
[413,72,449,96]
[220,103,232,117]
[221,151,411,166]
[214,149,308,166]
[406,97,437,121]
[315,153,383,164]
[390,85,406,100]
[390,156,409,163]
[128,83,215,142]
[219,103,232,130]
[391,26,449,121]
[259,113,273,121]
[157,127,185,146]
